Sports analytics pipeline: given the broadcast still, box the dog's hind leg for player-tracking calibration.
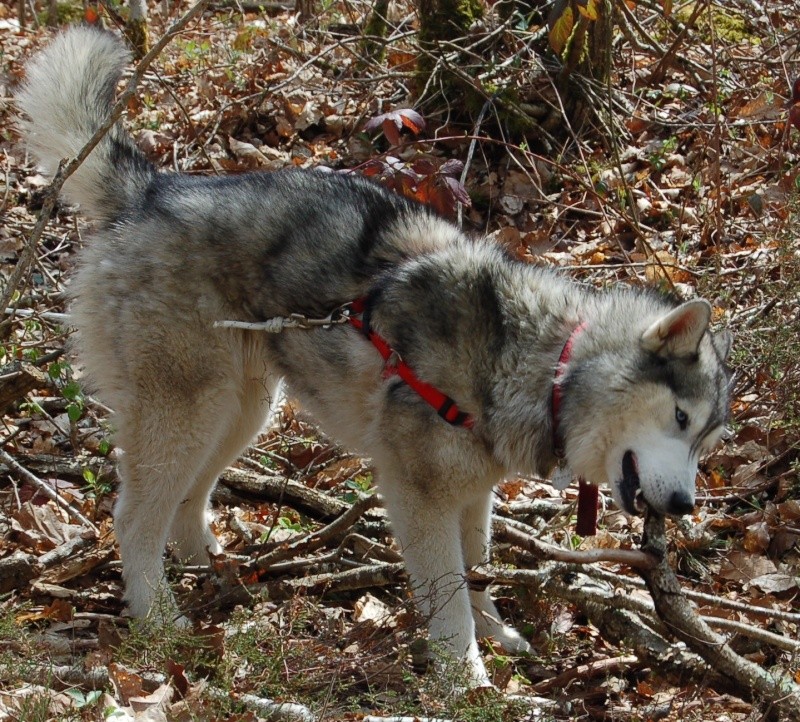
[168,378,277,563]
[113,382,263,625]
[462,494,531,654]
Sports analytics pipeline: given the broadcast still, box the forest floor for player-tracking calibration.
[0,0,799,720]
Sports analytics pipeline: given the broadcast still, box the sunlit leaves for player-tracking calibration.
[361,156,470,218]
[549,4,574,55]
[363,108,426,146]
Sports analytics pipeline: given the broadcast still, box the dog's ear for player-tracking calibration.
[711,329,733,362]
[641,299,711,358]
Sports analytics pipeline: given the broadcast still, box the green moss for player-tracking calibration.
[413,0,540,136]
[37,0,84,25]
[416,0,483,77]
[360,0,390,62]
[676,4,756,44]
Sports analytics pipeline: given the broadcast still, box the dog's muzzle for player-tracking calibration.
[619,450,695,517]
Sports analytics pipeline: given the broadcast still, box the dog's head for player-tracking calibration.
[565,299,732,518]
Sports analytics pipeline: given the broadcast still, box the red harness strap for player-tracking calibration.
[347,298,474,429]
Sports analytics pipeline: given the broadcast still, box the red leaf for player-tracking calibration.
[166,660,190,700]
[414,176,436,205]
[84,5,100,24]
[411,157,437,175]
[428,186,453,217]
[439,159,464,176]
[364,108,426,143]
[442,176,471,207]
[381,118,401,146]
[361,160,387,177]
[395,172,418,199]
[398,109,426,134]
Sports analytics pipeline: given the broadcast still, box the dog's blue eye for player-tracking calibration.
[675,407,689,430]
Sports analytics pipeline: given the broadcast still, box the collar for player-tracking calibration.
[551,321,587,458]
[347,297,474,429]
[550,322,599,537]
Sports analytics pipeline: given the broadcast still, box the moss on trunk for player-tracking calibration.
[361,0,391,62]
[415,0,483,84]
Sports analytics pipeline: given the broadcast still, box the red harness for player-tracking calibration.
[346,297,474,429]
[347,299,598,534]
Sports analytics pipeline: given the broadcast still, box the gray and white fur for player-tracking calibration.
[16,27,732,686]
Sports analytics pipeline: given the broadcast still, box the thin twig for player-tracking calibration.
[248,493,381,570]
[0,449,98,532]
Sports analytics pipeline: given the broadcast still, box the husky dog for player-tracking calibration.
[17,28,731,686]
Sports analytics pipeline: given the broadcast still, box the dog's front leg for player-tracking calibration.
[462,495,532,655]
[381,486,492,687]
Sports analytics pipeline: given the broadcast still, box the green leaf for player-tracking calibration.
[549,5,575,55]
[65,688,101,708]
[62,380,82,401]
[67,403,82,422]
[577,0,599,21]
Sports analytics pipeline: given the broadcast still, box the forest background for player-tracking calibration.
[0,0,799,720]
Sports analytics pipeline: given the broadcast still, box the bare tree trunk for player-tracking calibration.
[127,0,150,57]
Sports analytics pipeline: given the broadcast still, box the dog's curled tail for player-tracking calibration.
[15,26,153,222]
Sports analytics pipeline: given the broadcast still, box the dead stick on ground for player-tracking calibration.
[249,492,381,570]
[494,517,657,569]
[0,449,98,532]
[531,654,639,694]
[639,510,800,721]
[1,0,210,321]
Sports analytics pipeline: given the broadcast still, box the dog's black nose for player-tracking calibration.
[668,490,694,516]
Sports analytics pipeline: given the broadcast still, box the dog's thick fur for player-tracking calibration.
[17,28,731,685]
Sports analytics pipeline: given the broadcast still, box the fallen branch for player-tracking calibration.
[478,563,734,690]
[247,493,381,570]
[210,689,315,722]
[0,662,315,722]
[0,362,52,410]
[0,551,41,594]
[219,467,349,518]
[0,449,99,532]
[493,516,656,569]
[585,563,800,624]
[639,510,800,721]
[267,560,405,599]
[531,654,639,694]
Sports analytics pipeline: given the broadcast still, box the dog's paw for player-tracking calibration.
[474,611,532,655]
[494,625,532,655]
[170,527,222,563]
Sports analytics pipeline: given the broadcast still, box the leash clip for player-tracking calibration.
[288,308,352,330]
